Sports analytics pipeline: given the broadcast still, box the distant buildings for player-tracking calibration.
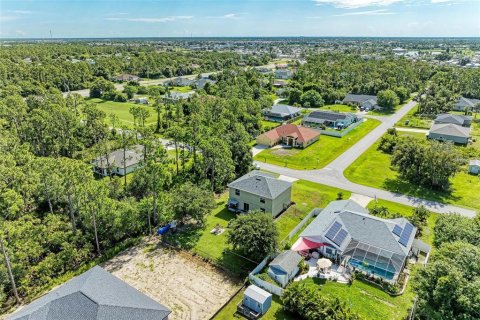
[256,124,320,148]
[427,123,471,145]
[275,69,293,80]
[454,97,480,112]
[342,94,379,111]
[302,110,359,130]
[113,74,140,82]
[92,145,144,176]
[263,104,301,122]
[163,91,195,101]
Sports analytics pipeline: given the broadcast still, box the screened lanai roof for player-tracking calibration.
[299,200,417,275]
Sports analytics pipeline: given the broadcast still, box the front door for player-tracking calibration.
[243,203,250,212]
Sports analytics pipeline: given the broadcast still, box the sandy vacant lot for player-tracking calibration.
[102,240,242,320]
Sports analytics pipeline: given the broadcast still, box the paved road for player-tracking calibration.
[254,100,477,218]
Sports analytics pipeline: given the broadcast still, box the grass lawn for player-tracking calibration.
[276,180,351,242]
[344,132,480,212]
[321,104,357,113]
[254,118,381,170]
[261,120,281,131]
[87,98,157,128]
[395,105,432,129]
[170,86,193,92]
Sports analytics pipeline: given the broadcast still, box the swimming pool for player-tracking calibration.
[349,259,395,280]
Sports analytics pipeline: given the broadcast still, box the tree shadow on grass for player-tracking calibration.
[215,207,236,223]
[382,178,461,205]
[163,224,203,250]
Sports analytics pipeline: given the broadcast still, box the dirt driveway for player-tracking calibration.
[102,240,242,320]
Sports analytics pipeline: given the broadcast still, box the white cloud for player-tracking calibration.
[105,16,193,23]
[208,13,243,19]
[314,0,404,8]
[0,16,19,22]
[334,8,395,15]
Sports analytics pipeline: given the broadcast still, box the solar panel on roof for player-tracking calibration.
[333,229,348,246]
[325,221,342,241]
[392,225,403,236]
[398,222,414,247]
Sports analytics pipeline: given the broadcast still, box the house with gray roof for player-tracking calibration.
[434,114,472,127]
[263,104,301,122]
[275,69,293,80]
[170,76,194,87]
[195,78,216,89]
[297,200,426,283]
[427,123,471,145]
[227,171,292,217]
[238,285,272,319]
[342,94,379,111]
[302,110,359,129]
[267,250,302,287]
[163,91,195,102]
[454,96,480,111]
[92,145,144,176]
[8,266,171,320]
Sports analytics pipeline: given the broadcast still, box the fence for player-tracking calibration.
[248,254,285,296]
[318,118,366,138]
[286,208,321,240]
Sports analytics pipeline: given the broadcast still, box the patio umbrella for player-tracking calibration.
[317,258,332,271]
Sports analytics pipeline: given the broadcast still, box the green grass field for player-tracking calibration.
[87,98,157,128]
[344,132,480,212]
[254,119,381,170]
[395,105,432,129]
[321,104,357,113]
[261,119,281,131]
[170,86,193,92]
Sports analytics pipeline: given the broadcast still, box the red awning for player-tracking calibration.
[291,237,326,251]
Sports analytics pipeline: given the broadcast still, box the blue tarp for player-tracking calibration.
[157,224,170,235]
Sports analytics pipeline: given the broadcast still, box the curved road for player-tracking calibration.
[254,100,477,218]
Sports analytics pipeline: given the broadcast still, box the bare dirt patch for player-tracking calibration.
[102,239,242,320]
[272,148,298,156]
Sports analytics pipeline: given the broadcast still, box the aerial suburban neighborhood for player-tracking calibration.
[0,1,480,320]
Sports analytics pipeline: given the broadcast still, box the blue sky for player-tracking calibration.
[1,0,479,38]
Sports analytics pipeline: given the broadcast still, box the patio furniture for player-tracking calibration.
[317,258,332,273]
[312,252,320,259]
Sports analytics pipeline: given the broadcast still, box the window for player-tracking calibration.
[260,197,265,204]
[235,189,240,196]
[326,248,333,255]
[243,203,250,211]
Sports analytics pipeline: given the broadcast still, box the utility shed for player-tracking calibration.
[237,285,272,319]
[469,159,480,175]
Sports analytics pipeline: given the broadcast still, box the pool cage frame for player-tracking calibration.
[342,239,407,283]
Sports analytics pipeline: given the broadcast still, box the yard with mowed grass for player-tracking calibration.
[170,86,193,92]
[87,98,157,128]
[344,131,480,212]
[254,118,381,170]
[164,180,353,275]
[395,105,432,129]
[261,119,281,131]
[320,104,357,113]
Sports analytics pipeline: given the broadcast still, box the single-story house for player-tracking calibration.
[92,145,144,176]
[302,110,359,129]
[237,285,272,319]
[227,170,292,217]
[342,94,379,111]
[170,76,194,87]
[195,78,216,89]
[275,69,293,80]
[434,114,472,127]
[134,97,149,105]
[469,159,480,175]
[263,104,301,122]
[295,200,427,283]
[113,74,140,82]
[163,91,195,102]
[273,80,287,88]
[7,266,171,320]
[256,124,320,148]
[453,96,480,111]
[268,250,302,287]
[255,67,273,74]
[427,123,471,145]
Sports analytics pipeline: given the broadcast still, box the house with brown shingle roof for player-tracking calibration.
[256,124,320,148]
